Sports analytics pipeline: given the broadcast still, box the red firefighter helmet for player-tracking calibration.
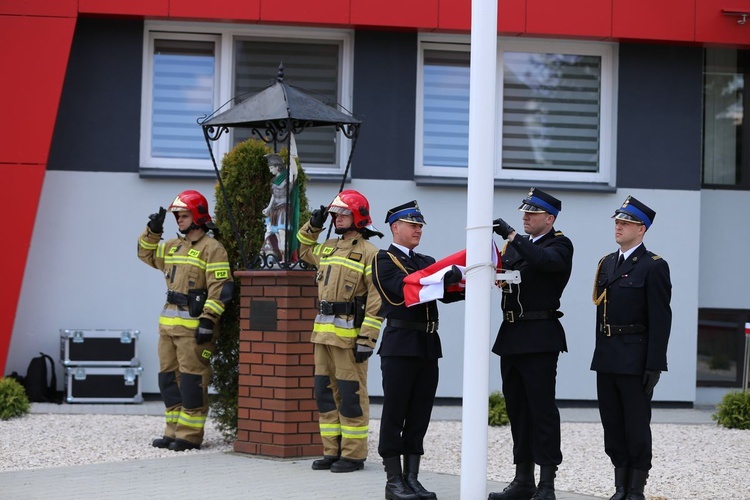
[328,189,373,229]
[168,190,212,226]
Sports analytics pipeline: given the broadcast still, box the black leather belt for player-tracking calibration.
[318,300,355,315]
[166,290,189,306]
[503,310,562,323]
[600,323,646,336]
[388,319,439,333]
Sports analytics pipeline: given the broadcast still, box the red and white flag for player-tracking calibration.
[745,322,750,336]
[402,243,503,307]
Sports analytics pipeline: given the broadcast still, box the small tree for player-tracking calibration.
[210,138,310,441]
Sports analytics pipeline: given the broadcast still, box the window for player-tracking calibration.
[416,35,616,184]
[232,39,342,165]
[141,23,353,176]
[697,309,749,387]
[141,33,219,172]
[702,48,748,189]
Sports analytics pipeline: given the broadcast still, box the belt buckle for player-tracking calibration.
[605,324,612,337]
[318,300,332,315]
[506,311,514,323]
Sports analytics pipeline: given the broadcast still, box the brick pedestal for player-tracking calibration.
[233,269,323,458]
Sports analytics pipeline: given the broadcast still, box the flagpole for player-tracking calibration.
[461,0,498,497]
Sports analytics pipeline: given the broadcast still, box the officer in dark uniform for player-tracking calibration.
[372,201,464,500]
[591,196,671,500]
[488,188,573,500]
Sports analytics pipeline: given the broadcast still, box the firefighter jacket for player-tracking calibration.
[297,221,383,349]
[138,226,233,336]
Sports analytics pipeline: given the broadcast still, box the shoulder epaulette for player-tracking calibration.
[554,231,564,236]
[651,255,662,261]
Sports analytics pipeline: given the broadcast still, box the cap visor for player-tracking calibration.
[612,212,643,224]
[518,203,546,213]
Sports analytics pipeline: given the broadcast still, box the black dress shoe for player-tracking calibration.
[330,459,364,473]
[167,439,201,451]
[312,457,339,470]
[151,437,174,449]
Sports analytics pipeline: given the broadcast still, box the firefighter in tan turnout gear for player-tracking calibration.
[297,190,384,473]
[138,190,233,451]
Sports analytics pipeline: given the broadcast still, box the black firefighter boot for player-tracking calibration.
[608,467,628,500]
[530,465,556,500]
[625,469,648,500]
[404,454,437,499]
[384,456,419,500]
[488,462,536,500]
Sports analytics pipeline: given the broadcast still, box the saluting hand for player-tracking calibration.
[148,207,167,234]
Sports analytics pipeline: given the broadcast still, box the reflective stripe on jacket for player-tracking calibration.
[297,221,382,349]
[138,226,233,336]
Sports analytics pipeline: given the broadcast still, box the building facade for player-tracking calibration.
[3,0,749,403]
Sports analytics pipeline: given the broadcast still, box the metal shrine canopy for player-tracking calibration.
[201,64,361,140]
[199,64,362,270]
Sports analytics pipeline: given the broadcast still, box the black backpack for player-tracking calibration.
[24,352,58,403]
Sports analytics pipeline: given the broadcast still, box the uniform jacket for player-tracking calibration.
[492,228,573,356]
[138,227,233,336]
[590,244,672,375]
[297,221,383,349]
[373,245,465,359]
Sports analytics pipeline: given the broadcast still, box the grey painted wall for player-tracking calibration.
[616,44,703,190]
[350,30,418,181]
[48,18,143,174]
[8,173,700,403]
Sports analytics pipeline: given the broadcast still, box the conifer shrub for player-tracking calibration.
[0,377,30,420]
[712,390,750,430]
[488,391,509,426]
[210,138,310,441]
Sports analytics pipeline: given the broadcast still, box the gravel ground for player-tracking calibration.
[2,414,749,499]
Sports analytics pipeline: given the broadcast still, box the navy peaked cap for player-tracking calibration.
[518,188,561,217]
[385,200,426,225]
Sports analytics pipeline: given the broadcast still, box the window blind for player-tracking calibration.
[151,39,215,159]
[233,40,340,165]
[502,52,601,173]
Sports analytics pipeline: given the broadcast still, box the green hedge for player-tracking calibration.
[489,391,509,426]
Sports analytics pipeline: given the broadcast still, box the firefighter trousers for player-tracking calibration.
[313,343,370,461]
[157,334,213,446]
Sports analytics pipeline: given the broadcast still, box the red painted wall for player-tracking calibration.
[0,14,75,375]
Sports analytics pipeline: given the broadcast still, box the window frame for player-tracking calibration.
[415,33,618,186]
[140,21,355,177]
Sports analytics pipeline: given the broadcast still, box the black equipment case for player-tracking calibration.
[64,366,144,404]
[60,329,140,367]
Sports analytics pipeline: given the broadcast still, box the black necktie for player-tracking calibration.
[616,254,625,269]
[409,250,415,259]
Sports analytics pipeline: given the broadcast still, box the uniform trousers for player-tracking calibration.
[596,372,653,471]
[378,356,439,458]
[314,343,370,461]
[157,334,213,445]
[501,351,562,465]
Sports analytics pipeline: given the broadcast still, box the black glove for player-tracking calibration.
[195,318,214,345]
[148,207,167,234]
[354,344,373,363]
[492,218,515,239]
[642,370,661,395]
[309,205,329,229]
[443,265,462,287]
